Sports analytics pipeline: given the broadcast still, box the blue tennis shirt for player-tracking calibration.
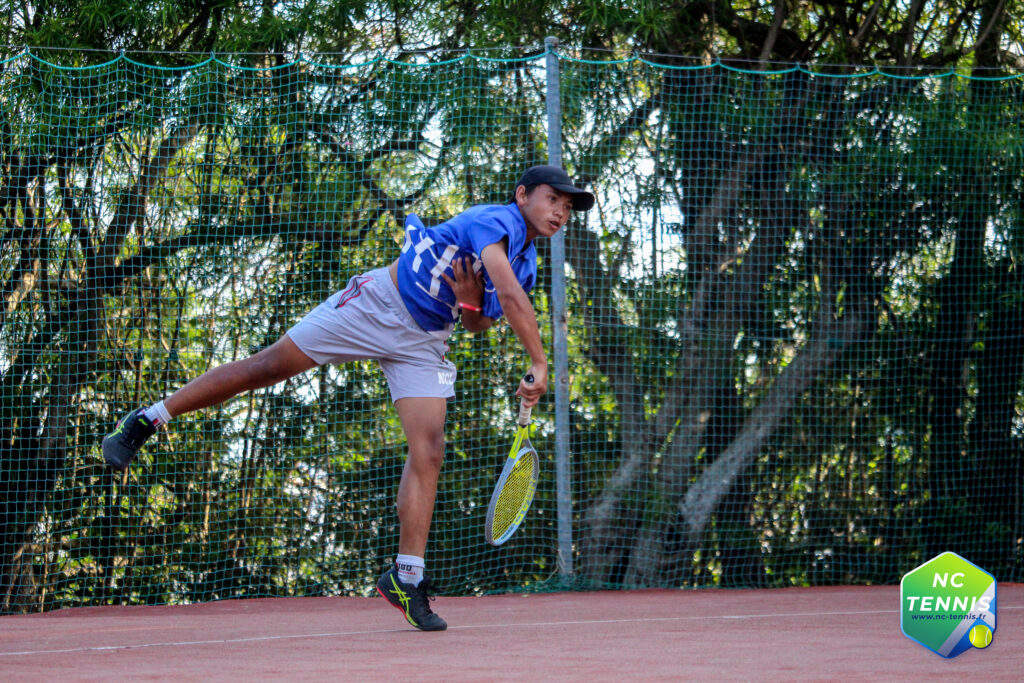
[396,203,537,332]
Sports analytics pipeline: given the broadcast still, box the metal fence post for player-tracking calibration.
[544,35,573,582]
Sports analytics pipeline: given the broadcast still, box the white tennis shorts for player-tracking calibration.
[286,268,457,402]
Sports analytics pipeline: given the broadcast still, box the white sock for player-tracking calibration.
[395,554,425,587]
[144,400,172,427]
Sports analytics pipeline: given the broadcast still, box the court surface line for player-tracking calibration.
[3,604,1020,658]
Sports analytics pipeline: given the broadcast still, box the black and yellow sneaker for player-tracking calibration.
[102,408,157,471]
[375,566,447,631]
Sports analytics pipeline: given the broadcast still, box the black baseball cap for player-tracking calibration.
[513,165,595,211]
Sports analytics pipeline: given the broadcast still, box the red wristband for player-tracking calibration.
[458,301,482,313]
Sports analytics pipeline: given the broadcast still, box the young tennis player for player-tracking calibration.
[102,165,594,631]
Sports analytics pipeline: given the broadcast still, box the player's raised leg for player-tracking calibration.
[163,335,317,417]
[102,335,317,471]
[376,396,449,631]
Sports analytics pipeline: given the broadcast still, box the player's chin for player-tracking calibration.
[531,221,557,237]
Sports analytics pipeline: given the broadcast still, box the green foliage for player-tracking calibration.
[2,1,1024,612]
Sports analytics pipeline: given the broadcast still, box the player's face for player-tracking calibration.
[517,184,574,240]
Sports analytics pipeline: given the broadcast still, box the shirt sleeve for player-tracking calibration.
[445,205,530,322]
[480,244,537,321]
[405,213,426,232]
[465,206,521,258]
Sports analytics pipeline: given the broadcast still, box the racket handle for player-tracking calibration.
[518,374,534,426]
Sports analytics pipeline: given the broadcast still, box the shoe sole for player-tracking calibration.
[375,585,447,631]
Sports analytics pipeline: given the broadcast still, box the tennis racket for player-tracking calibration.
[484,374,540,546]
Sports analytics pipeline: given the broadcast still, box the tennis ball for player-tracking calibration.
[968,624,993,649]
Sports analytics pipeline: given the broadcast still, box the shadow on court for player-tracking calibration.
[2,585,1020,680]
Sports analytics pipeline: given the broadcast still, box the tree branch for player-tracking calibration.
[99,123,202,267]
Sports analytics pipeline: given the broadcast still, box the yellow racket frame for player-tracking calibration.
[485,382,540,546]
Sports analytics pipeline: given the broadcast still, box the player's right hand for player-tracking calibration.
[517,365,547,407]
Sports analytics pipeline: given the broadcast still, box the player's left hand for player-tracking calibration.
[442,257,484,310]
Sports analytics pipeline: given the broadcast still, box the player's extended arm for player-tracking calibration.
[480,241,547,406]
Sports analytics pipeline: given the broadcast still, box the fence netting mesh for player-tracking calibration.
[1,49,1021,612]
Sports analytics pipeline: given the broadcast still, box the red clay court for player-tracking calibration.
[2,584,1019,680]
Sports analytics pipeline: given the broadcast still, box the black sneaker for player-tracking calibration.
[102,408,157,471]
[376,566,447,631]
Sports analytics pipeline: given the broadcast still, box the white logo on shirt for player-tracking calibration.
[437,371,456,385]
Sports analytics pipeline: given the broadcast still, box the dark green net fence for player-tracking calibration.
[2,48,1022,612]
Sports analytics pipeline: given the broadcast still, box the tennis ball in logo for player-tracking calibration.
[968,624,992,649]
[900,552,996,658]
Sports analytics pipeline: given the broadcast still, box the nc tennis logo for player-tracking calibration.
[900,552,996,658]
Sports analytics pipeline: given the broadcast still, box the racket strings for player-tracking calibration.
[491,454,536,538]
